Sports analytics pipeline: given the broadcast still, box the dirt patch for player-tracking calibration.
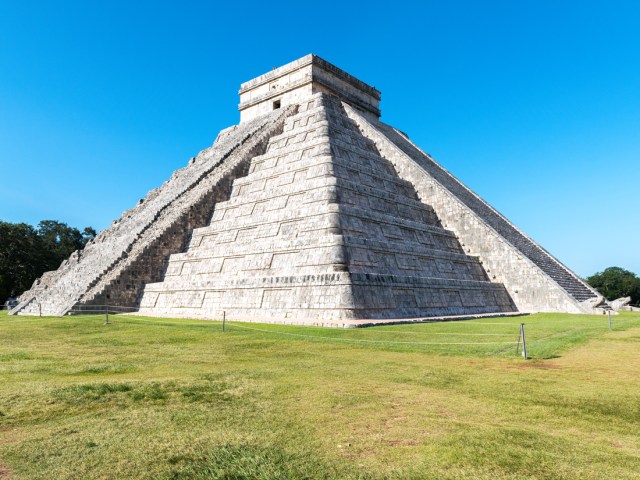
[518,362,562,370]
[386,439,418,446]
[0,428,22,446]
[0,464,12,479]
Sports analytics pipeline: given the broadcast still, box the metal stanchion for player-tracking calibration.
[516,323,527,359]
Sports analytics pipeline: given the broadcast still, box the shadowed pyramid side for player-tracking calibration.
[325,96,516,318]
[342,102,603,313]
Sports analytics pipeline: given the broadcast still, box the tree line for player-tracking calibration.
[0,220,96,305]
[586,267,640,306]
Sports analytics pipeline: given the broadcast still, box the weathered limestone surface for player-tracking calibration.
[12,54,601,323]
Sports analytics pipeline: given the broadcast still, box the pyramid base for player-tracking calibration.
[129,310,526,329]
[136,273,516,326]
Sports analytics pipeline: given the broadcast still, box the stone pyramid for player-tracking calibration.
[11,54,603,324]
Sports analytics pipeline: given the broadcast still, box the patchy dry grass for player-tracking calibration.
[0,310,639,479]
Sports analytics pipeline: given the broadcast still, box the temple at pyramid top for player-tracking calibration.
[238,54,381,122]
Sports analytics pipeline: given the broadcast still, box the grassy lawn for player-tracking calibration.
[0,310,639,479]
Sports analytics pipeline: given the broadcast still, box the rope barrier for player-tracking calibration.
[67,314,222,330]
[70,305,138,309]
[33,314,522,346]
[226,322,520,346]
[6,307,638,355]
[69,305,139,313]
[365,330,516,336]
[381,321,521,327]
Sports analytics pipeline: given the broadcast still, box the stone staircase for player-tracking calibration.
[11,106,296,316]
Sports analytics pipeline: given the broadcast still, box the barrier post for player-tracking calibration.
[608,310,612,331]
[222,311,226,332]
[520,323,527,359]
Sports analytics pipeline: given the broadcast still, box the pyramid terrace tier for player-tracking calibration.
[212,175,441,228]
[235,141,421,202]
[235,115,421,197]
[182,203,464,255]
[158,233,489,282]
[138,272,515,322]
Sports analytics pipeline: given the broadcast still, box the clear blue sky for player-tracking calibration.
[1,1,638,277]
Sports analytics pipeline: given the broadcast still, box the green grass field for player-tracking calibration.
[0,310,639,479]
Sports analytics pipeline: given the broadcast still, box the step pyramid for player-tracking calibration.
[11,54,603,323]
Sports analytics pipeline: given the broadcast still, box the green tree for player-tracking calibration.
[0,222,46,304]
[586,267,640,305]
[82,227,97,243]
[0,220,95,305]
[37,220,84,269]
